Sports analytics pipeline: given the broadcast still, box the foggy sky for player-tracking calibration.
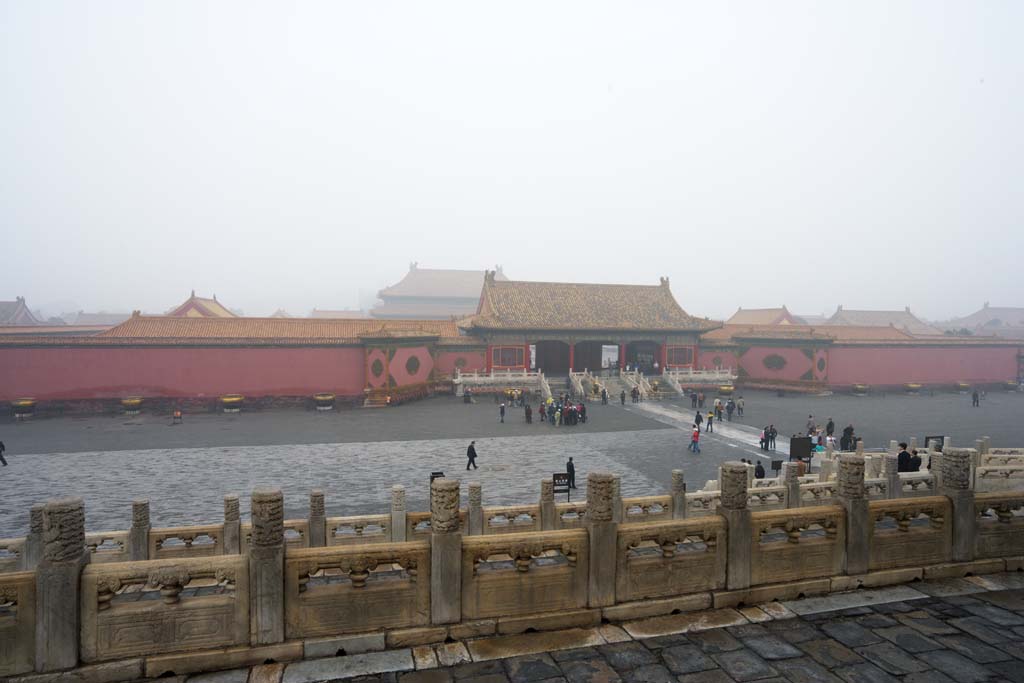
[2,2,1021,321]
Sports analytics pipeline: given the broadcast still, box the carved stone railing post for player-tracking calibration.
[23,504,44,570]
[129,499,150,561]
[540,479,556,530]
[855,439,864,456]
[717,463,751,590]
[430,478,462,624]
[468,482,483,535]
[671,469,686,519]
[223,494,241,555]
[782,462,801,508]
[819,458,834,482]
[883,454,901,499]
[909,436,918,452]
[611,475,622,523]
[942,448,975,563]
[249,488,284,645]
[586,472,617,607]
[837,455,868,575]
[930,448,944,490]
[983,436,991,454]
[35,497,87,672]
[391,485,407,542]
[308,489,326,547]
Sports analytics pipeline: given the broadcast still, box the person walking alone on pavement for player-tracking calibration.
[566,457,577,488]
[706,411,714,433]
[690,425,701,453]
[0,440,6,466]
[972,390,980,407]
[466,441,479,470]
[620,390,626,406]
[499,403,506,423]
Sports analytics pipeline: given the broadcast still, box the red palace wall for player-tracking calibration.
[827,345,1019,387]
[0,346,367,401]
[434,350,487,376]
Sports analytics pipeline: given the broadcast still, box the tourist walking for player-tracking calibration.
[466,441,478,470]
[620,390,626,406]
[0,440,6,466]
[566,457,577,489]
[525,404,532,424]
[826,417,835,437]
[806,415,816,434]
[690,425,701,453]
[691,391,698,409]
[972,390,980,407]
[760,426,768,450]
[697,391,705,409]
[695,411,703,429]
[706,411,714,433]
[840,424,854,451]
[726,399,735,422]
[897,442,913,472]
[499,403,506,423]
[768,424,778,450]
[539,403,546,423]
[736,396,744,418]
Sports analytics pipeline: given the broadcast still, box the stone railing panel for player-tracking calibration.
[974,492,1024,559]
[555,502,587,529]
[406,510,468,538]
[685,491,721,517]
[975,466,1024,492]
[482,505,541,535]
[80,555,248,663]
[0,538,25,574]
[0,570,35,676]
[868,496,951,572]
[616,518,726,603]
[864,478,888,500]
[325,515,391,546]
[799,482,838,506]
[897,473,936,497]
[241,519,310,553]
[746,486,787,511]
[284,541,430,639]
[750,506,844,585]
[462,529,588,620]
[621,495,672,524]
[149,524,224,560]
[981,453,1024,467]
[85,531,131,564]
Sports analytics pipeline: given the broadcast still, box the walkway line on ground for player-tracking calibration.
[628,402,790,460]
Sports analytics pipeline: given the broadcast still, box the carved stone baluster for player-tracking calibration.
[468,483,483,535]
[671,470,687,519]
[36,497,87,671]
[391,485,407,542]
[223,494,241,555]
[129,499,150,561]
[308,489,326,548]
[24,504,44,570]
[942,448,975,563]
[586,472,617,607]
[430,478,462,624]
[249,488,284,645]
[837,454,868,575]
[883,454,901,500]
[782,462,801,509]
[540,479,556,530]
[718,462,751,590]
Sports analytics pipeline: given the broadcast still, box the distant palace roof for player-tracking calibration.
[0,297,41,325]
[310,309,370,319]
[702,324,917,344]
[99,314,462,342]
[166,291,237,318]
[69,311,132,325]
[377,264,508,300]
[941,303,1024,339]
[826,306,942,336]
[468,274,716,332]
[726,307,805,326]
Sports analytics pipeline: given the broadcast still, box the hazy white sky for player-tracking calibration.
[2,2,1021,321]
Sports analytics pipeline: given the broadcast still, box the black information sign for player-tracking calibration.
[553,473,571,502]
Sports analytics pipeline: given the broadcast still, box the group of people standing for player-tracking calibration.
[537,395,587,426]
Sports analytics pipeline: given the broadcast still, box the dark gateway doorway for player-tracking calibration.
[574,341,615,373]
[535,340,571,375]
[627,341,660,374]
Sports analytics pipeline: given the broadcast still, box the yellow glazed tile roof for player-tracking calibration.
[99,315,462,341]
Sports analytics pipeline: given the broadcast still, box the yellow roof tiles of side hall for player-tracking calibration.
[99,315,463,340]
[166,291,238,318]
[468,274,717,332]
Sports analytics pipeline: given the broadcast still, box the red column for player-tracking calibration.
[524,343,531,370]
[486,345,493,373]
[660,344,669,372]
[568,344,575,372]
[619,344,626,369]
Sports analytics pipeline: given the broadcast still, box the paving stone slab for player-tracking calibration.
[984,660,1024,683]
[738,636,802,661]
[676,672,737,683]
[436,644,471,668]
[398,671,452,683]
[832,662,899,683]
[762,621,821,644]
[453,661,506,679]
[597,642,658,671]
[901,672,957,683]
[413,646,439,671]
[557,659,622,683]
[187,669,251,683]
[622,609,749,639]
[711,650,777,682]
[851,614,898,629]
[638,634,690,650]
[977,588,1024,612]
[894,610,960,635]
[725,624,768,639]
[936,634,1014,663]
[549,648,602,663]
[457,675,508,683]
[947,615,1012,643]
[872,626,943,653]
[283,650,414,683]
[659,645,717,675]
[962,602,1024,626]
[621,664,675,683]
[797,639,864,668]
[686,629,744,653]
[820,621,883,648]
[503,654,562,683]
[915,650,999,683]
[780,587,927,616]
[468,629,605,662]
[852,642,929,675]
[769,657,842,683]
[913,578,989,597]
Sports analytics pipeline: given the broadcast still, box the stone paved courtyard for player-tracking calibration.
[1,390,1022,538]
[179,571,1024,683]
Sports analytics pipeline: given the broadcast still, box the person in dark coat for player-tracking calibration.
[466,441,478,470]
[695,411,703,428]
[910,449,922,472]
[826,418,835,437]
[566,457,577,489]
[525,404,532,423]
[972,390,980,407]
[840,424,855,451]
[768,425,778,450]
[620,390,626,406]
[754,461,765,479]
[897,442,913,472]
[0,440,6,466]
[499,403,506,423]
